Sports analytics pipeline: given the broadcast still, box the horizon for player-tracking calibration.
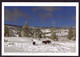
[4,24,76,28]
[4,6,76,28]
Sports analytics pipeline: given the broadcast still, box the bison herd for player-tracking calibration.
[33,40,51,45]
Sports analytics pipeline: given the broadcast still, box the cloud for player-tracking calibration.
[34,7,75,21]
[33,7,64,20]
[33,7,58,12]
[38,13,53,18]
[4,7,73,23]
[33,7,58,18]
[37,13,67,20]
[4,8,16,21]
[4,8,33,22]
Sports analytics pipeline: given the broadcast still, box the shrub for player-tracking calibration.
[4,39,8,42]
[68,27,73,40]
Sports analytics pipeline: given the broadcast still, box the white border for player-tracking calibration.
[2,2,79,56]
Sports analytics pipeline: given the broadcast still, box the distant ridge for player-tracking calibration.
[4,24,51,28]
[4,24,75,29]
[5,24,22,28]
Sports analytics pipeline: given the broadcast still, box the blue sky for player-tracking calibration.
[4,6,76,27]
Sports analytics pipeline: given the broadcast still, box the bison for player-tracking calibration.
[33,41,36,45]
[42,40,51,44]
[46,40,51,44]
[42,41,45,43]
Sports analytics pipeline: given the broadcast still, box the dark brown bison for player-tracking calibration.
[46,40,51,44]
[42,41,47,44]
[33,41,36,45]
[42,40,51,44]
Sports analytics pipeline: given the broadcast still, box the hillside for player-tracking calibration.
[4,24,75,38]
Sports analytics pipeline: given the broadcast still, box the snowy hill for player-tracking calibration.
[4,24,75,38]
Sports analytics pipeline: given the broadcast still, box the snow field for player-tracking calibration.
[4,37,76,53]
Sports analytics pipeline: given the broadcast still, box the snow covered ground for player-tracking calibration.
[4,37,76,53]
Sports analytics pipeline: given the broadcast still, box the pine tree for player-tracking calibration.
[51,20,58,41]
[42,33,45,38]
[51,28,58,41]
[72,28,76,41]
[33,28,42,38]
[18,31,22,37]
[22,21,29,37]
[4,25,9,37]
[68,27,73,40]
[9,29,13,37]
[74,28,76,37]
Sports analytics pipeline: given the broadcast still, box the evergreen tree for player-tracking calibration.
[22,21,29,37]
[18,31,22,37]
[72,28,76,41]
[42,33,45,38]
[9,29,13,37]
[4,26,9,37]
[74,28,76,37]
[51,20,58,41]
[51,28,58,41]
[33,28,42,38]
[68,27,73,40]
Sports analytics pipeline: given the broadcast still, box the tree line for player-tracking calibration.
[4,21,76,41]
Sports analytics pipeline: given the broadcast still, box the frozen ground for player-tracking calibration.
[4,37,76,53]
